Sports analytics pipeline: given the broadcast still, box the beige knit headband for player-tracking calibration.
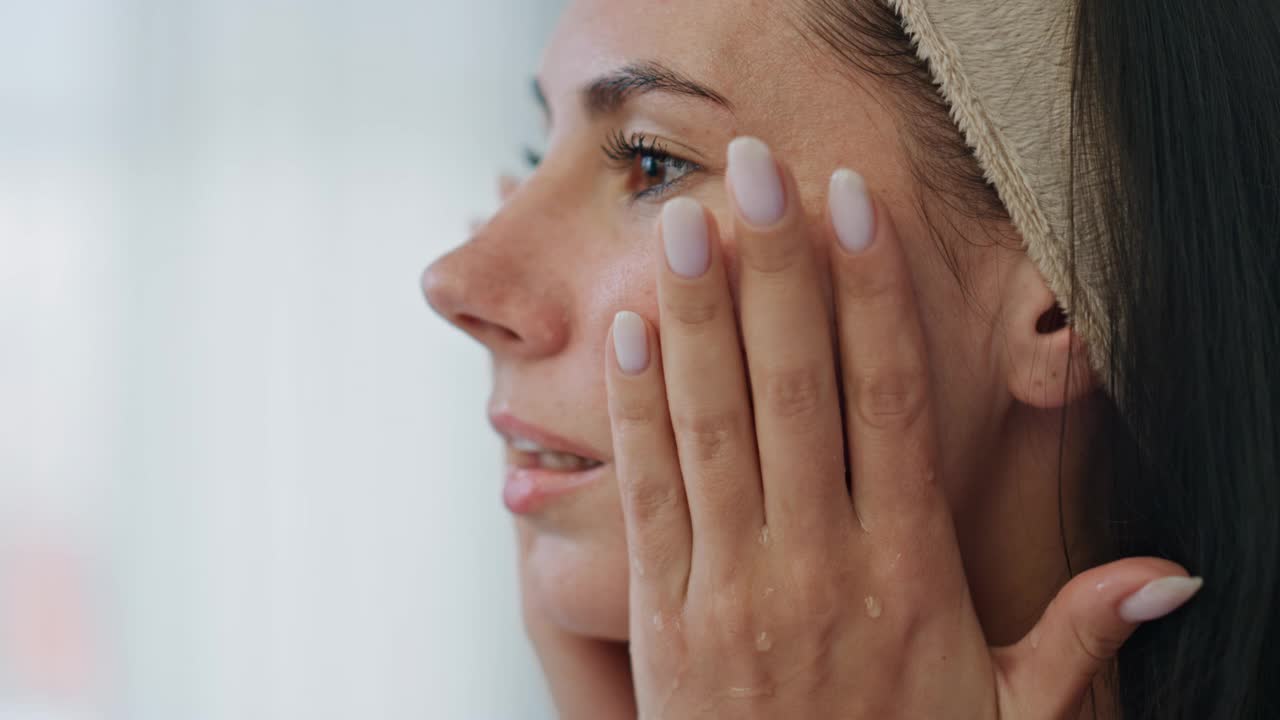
[886,0,1111,374]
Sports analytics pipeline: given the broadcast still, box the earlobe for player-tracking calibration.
[1001,257,1098,409]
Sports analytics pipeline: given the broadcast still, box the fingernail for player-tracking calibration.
[612,311,649,375]
[829,169,874,253]
[1118,575,1204,623]
[728,137,785,227]
[662,197,710,278]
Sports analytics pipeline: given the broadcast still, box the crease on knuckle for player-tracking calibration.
[611,396,657,429]
[761,365,827,421]
[1071,617,1122,665]
[672,408,741,466]
[851,366,928,430]
[742,235,808,276]
[663,292,721,329]
[621,471,681,526]
[838,262,904,303]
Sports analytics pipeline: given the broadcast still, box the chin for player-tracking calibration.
[522,517,632,641]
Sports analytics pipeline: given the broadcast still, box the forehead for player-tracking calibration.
[540,0,809,111]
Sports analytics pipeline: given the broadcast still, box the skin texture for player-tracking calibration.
[423,1,1209,715]
[600,154,1194,719]
[426,0,1093,645]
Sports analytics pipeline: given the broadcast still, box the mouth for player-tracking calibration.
[507,436,605,472]
[489,412,609,515]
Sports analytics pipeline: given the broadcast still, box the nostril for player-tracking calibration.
[457,313,520,343]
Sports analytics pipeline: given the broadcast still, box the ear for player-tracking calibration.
[999,255,1098,409]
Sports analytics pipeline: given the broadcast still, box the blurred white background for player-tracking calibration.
[0,0,564,718]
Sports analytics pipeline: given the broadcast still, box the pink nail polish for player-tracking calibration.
[662,198,711,278]
[1118,575,1204,623]
[728,137,785,227]
[829,169,874,253]
[612,311,649,375]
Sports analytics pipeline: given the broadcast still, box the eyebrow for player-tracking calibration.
[532,61,733,121]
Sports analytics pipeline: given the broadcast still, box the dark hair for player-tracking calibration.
[805,0,1280,717]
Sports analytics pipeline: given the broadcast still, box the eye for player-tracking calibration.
[633,152,695,194]
[602,131,702,200]
[523,145,543,169]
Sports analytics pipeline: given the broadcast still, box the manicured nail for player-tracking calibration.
[612,311,649,375]
[1118,575,1204,623]
[662,197,710,278]
[728,137,785,227]
[829,169,874,253]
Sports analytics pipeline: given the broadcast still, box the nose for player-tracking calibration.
[422,236,570,359]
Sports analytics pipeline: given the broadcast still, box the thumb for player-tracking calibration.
[993,557,1203,720]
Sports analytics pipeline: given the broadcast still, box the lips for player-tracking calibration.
[489,411,609,514]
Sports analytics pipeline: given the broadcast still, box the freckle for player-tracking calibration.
[759,525,771,547]
[652,612,664,632]
[755,631,773,652]
[864,595,883,619]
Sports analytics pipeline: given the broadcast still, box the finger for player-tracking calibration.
[727,137,848,543]
[657,196,765,575]
[828,169,940,531]
[606,310,693,606]
[993,558,1202,720]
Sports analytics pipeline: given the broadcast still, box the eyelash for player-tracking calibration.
[601,130,702,200]
[521,132,703,202]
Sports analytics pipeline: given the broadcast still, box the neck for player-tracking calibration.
[952,394,1106,646]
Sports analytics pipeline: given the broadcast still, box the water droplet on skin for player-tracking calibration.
[889,552,902,570]
[864,595,883,619]
[1029,628,1041,649]
[652,612,664,632]
[633,557,646,577]
[755,631,773,652]
[727,685,774,699]
[759,525,771,547]
[761,586,775,600]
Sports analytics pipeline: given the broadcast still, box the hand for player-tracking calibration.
[604,138,1202,718]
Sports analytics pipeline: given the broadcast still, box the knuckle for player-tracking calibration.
[1072,618,1124,664]
[611,394,659,428]
[620,471,681,526]
[706,586,755,643]
[787,557,840,618]
[838,258,904,303]
[851,366,929,430]
[662,291,722,329]
[672,408,742,467]
[742,234,808,276]
[760,365,827,421]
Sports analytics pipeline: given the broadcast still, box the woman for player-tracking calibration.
[424,0,1278,717]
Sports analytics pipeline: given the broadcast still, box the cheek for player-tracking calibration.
[897,227,1004,504]
[588,235,664,338]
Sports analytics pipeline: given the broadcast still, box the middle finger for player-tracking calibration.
[727,137,850,545]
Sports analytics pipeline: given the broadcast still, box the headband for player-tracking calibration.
[887,0,1111,374]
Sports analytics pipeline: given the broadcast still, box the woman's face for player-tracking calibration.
[425,0,1030,640]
